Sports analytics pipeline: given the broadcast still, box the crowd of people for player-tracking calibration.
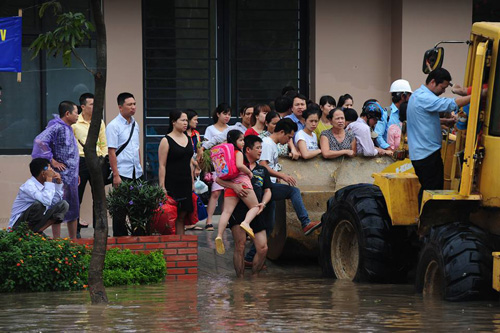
[8,67,469,277]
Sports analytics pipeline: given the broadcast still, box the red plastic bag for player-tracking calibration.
[151,196,177,235]
[152,193,199,234]
[184,193,199,226]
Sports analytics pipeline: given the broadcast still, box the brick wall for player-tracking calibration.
[74,235,198,281]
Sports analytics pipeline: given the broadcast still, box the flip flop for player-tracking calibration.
[215,236,225,255]
[240,224,255,239]
[185,226,203,231]
[205,224,214,231]
[79,220,89,228]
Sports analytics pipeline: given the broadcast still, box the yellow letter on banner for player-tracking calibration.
[0,29,6,42]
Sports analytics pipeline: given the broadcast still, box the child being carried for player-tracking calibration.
[211,130,265,254]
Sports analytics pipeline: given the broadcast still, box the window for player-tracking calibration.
[0,0,95,154]
[142,0,308,180]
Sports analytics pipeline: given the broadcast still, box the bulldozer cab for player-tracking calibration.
[375,23,500,232]
[438,24,500,202]
[421,23,500,230]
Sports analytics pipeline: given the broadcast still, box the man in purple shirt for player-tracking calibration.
[32,101,80,239]
[345,105,393,157]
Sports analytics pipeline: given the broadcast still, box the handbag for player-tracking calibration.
[78,138,112,185]
[195,192,208,221]
[100,155,112,185]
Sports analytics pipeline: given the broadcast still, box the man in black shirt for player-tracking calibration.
[216,135,272,277]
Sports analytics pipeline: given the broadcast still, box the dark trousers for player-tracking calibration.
[411,149,444,207]
[77,157,95,232]
[13,200,69,232]
[113,174,143,236]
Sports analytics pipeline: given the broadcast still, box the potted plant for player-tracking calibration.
[107,180,165,235]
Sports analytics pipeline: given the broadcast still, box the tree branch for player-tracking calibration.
[71,49,94,75]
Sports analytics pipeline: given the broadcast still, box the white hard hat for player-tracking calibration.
[390,79,412,93]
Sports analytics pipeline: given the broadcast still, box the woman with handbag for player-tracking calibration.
[158,110,195,235]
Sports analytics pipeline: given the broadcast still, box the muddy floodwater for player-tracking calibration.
[2,272,500,332]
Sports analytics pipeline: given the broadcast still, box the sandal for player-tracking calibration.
[185,225,203,231]
[240,223,255,239]
[205,224,214,231]
[215,236,225,254]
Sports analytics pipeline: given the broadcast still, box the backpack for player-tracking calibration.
[210,143,239,180]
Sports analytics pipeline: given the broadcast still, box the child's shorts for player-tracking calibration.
[224,185,252,198]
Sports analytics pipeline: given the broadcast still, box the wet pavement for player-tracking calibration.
[3,218,500,331]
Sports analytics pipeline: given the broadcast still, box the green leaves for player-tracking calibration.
[102,248,166,286]
[0,226,166,292]
[107,180,166,235]
[0,225,89,292]
[29,2,95,70]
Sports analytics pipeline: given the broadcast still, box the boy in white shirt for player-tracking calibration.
[259,118,321,236]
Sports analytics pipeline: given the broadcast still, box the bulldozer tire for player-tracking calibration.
[415,222,496,301]
[319,184,400,282]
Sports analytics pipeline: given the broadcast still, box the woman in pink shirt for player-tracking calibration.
[387,101,407,150]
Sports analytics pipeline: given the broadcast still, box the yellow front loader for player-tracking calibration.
[318,22,500,301]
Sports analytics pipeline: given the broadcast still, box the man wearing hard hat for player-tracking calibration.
[374,79,413,149]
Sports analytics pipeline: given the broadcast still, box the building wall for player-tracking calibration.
[313,0,472,106]
[313,0,393,106]
[400,0,472,96]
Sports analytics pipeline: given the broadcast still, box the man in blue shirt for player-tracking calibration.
[284,93,307,159]
[407,68,471,205]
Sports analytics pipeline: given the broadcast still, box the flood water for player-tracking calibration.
[2,271,500,332]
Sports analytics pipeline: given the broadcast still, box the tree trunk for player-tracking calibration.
[86,0,108,304]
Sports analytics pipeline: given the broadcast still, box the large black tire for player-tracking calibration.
[319,184,407,283]
[415,222,497,302]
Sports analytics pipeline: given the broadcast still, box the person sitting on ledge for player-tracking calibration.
[9,158,69,234]
[320,108,356,159]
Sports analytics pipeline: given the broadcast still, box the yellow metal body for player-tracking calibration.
[380,158,414,174]
[479,136,500,206]
[421,190,482,205]
[464,23,500,206]
[493,252,500,291]
[372,173,420,226]
[459,41,487,196]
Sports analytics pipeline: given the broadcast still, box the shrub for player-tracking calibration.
[107,179,166,235]
[0,225,89,292]
[101,248,166,287]
[0,226,167,292]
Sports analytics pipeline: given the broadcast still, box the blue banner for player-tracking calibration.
[0,17,22,72]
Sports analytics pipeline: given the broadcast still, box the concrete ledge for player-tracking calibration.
[268,155,395,260]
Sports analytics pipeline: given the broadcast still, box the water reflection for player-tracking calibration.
[1,275,500,331]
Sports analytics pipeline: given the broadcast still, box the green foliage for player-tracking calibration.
[198,142,214,173]
[107,180,166,235]
[0,225,89,292]
[102,248,166,287]
[0,226,167,292]
[29,1,95,68]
